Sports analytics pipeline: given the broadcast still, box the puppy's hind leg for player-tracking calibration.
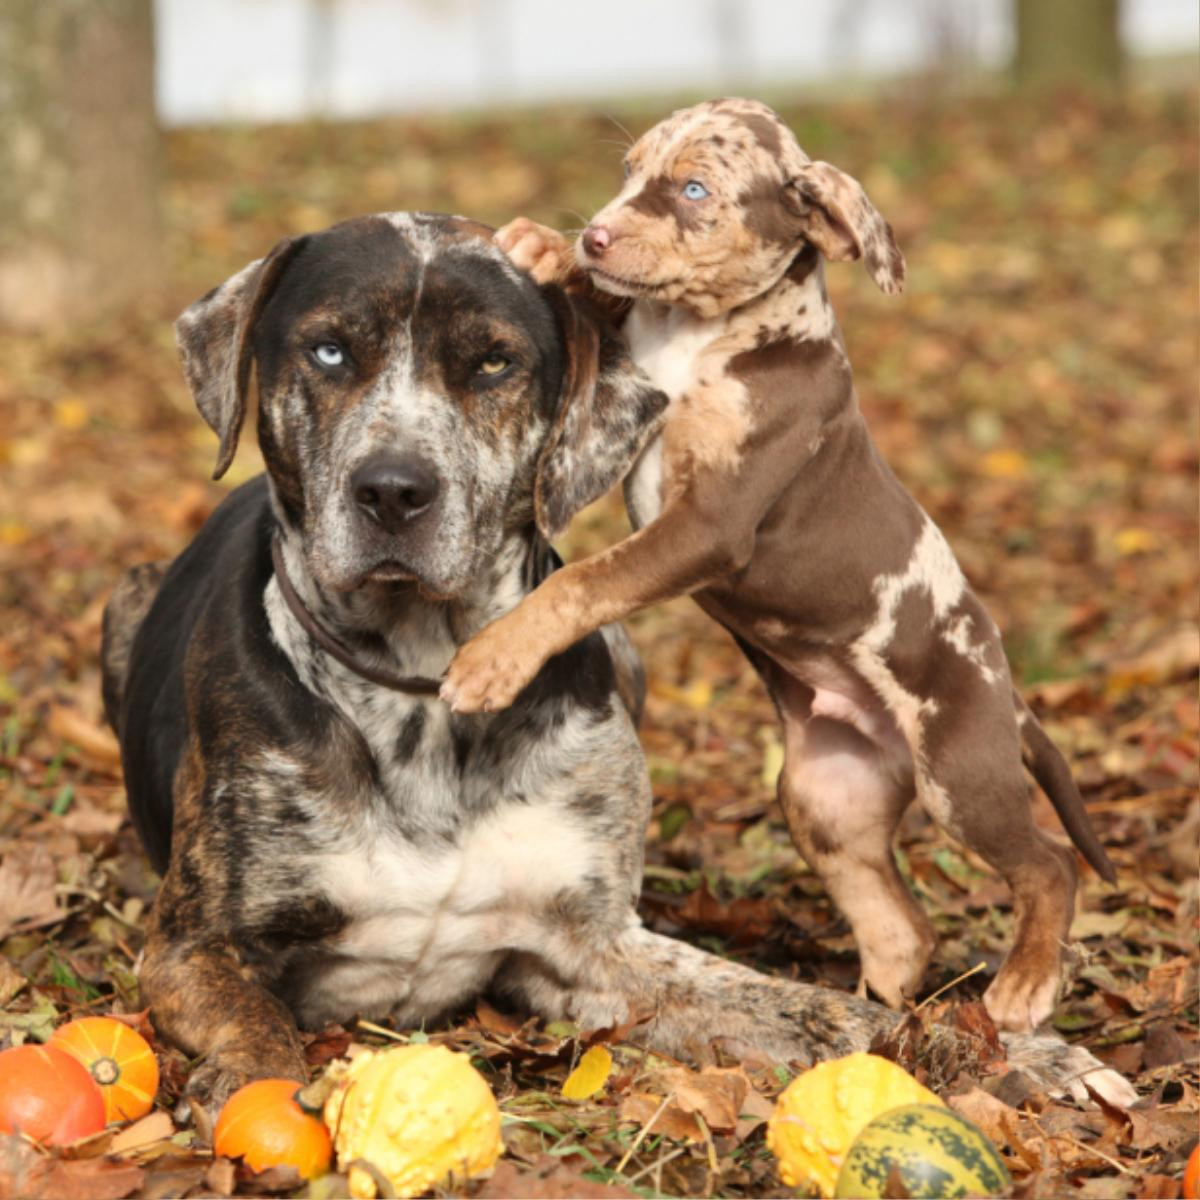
[764,668,933,1009]
[917,680,1077,1033]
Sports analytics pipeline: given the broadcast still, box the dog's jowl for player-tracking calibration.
[103,212,1132,1112]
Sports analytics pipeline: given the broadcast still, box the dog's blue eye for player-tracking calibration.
[682,180,709,201]
[313,342,344,367]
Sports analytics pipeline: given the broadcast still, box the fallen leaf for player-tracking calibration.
[1125,956,1194,1013]
[1113,527,1161,556]
[0,961,26,1007]
[981,449,1029,479]
[0,1138,143,1200]
[561,1044,612,1100]
[46,705,122,769]
[949,1087,1022,1148]
[674,881,775,947]
[653,1066,748,1132]
[110,1112,174,1157]
[480,1158,635,1199]
[620,1091,705,1142]
[204,1157,236,1196]
[0,847,61,938]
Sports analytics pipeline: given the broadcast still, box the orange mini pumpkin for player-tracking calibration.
[1183,1145,1199,1200]
[49,1017,160,1122]
[0,1043,107,1145]
[214,1079,332,1180]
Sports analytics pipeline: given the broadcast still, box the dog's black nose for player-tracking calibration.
[351,455,439,532]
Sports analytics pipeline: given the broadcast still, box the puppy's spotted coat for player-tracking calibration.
[442,100,1124,1046]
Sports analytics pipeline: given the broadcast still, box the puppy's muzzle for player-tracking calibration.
[350,453,440,535]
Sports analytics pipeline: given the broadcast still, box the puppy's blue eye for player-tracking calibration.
[313,342,344,367]
[682,180,709,201]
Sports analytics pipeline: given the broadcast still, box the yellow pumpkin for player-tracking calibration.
[766,1052,943,1198]
[323,1044,501,1199]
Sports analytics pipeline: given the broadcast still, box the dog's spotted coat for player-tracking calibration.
[101,211,1134,1114]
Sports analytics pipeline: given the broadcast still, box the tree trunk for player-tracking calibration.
[0,0,163,330]
[1013,0,1123,91]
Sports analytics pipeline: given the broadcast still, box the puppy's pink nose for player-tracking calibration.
[582,225,611,257]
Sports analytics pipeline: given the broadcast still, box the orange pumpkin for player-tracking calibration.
[214,1079,332,1179]
[49,1017,160,1122]
[0,1043,107,1144]
[1184,1145,1199,1200]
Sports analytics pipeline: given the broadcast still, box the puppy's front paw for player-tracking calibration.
[495,218,574,285]
[441,617,546,714]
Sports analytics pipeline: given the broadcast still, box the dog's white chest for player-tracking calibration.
[308,800,596,1021]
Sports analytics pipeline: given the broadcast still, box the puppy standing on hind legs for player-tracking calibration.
[443,97,1120,1039]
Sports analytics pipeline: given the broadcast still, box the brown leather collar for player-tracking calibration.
[270,537,443,698]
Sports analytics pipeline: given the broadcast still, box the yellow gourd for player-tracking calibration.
[766,1052,943,1198]
[323,1044,501,1199]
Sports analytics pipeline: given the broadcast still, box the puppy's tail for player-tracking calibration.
[504,923,1134,1106]
[1015,693,1116,883]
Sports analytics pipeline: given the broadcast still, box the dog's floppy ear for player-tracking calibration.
[534,289,668,540]
[784,161,905,295]
[175,236,305,479]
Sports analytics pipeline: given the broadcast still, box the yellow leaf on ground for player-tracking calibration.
[0,521,29,546]
[651,679,713,711]
[759,729,784,788]
[981,449,1029,480]
[1113,527,1160,556]
[54,398,89,429]
[561,1044,612,1101]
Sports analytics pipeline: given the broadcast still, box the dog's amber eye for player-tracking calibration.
[477,354,511,377]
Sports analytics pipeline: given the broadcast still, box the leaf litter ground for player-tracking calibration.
[0,88,1196,1198]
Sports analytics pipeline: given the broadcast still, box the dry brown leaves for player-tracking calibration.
[0,87,1196,1198]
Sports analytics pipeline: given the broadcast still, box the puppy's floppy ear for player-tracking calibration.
[174,236,306,479]
[534,289,668,540]
[784,161,905,294]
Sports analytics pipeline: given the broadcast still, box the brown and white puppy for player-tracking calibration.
[441,100,1119,1037]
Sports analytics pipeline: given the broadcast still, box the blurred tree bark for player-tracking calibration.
[1013,0,1123,91]
[0,0,163,330]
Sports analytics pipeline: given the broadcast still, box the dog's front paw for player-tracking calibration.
[441,617,546,714]
[179,1046,306,1127]
[495,218,574,285]
[1002,1034,1138,1109]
